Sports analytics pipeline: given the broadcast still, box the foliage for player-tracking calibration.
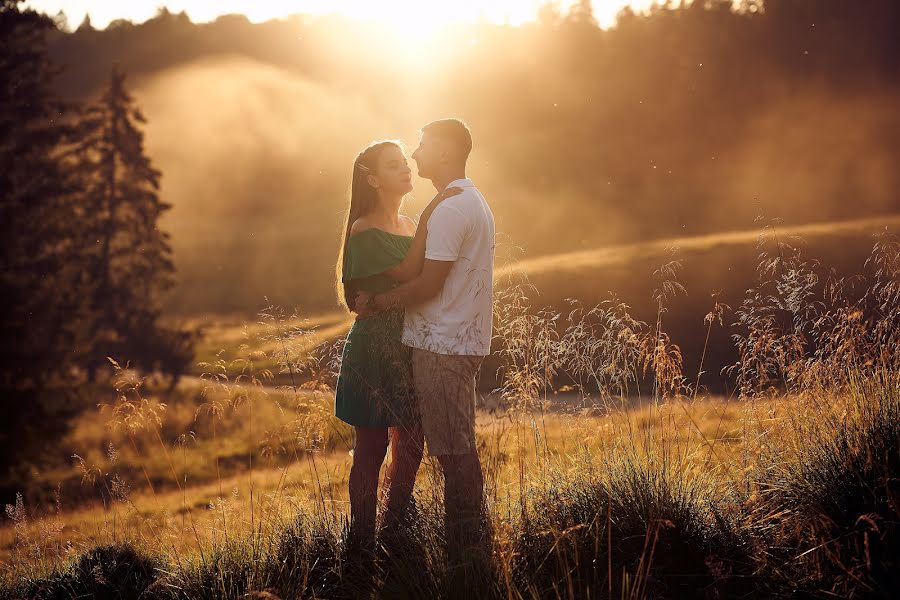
[69,66,183,382]
[0,1,193,490]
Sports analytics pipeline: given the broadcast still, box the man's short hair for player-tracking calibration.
[422,118,473,161]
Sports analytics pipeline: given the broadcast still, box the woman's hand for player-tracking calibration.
[354,291,372,318]
[422,186,463,220]
[381,186,465,284]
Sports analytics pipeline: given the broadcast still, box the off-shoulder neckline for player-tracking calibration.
[349,227,414,240]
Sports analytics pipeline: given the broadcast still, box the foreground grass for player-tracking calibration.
[4,226,898,597]
[0,381,762,570]
[4,372,898,598]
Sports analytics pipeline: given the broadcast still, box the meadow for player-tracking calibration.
[4,2,898,597]
[1,222,898,599]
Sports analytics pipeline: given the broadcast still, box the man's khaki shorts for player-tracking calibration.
[411,348,484,456]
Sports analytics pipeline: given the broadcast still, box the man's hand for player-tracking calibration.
[355,291,374,319]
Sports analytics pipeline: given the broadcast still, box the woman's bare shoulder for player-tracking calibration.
[349,215,377,237]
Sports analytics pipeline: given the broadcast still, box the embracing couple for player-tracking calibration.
[334,119,494,575]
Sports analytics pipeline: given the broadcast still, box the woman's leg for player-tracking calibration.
[348,426,389,552]
[382,424,424,529]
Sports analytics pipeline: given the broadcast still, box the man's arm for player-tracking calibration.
[383,187,463,283]
[372,259,454,311]
[381,219,434,284]
[357,202,467,317]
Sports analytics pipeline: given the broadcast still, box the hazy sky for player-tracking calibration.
[26,0,657,31]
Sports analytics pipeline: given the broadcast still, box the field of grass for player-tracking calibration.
[500,214,900,390]
[499,214,900,281]
[4,366,897,598]
[187,311,354,386]
[189,214,900,388]
[2,219,898,598]
[0,379,771,571]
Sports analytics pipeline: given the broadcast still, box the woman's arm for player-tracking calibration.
[383,186,463,283]
[344,281,358,313]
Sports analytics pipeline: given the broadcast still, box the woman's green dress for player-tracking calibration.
[335,229,417,428]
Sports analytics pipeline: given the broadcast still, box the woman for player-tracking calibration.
[334,140,460,553]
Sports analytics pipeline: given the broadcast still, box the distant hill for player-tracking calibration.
[501,214,900,392]
[239,214,898,392]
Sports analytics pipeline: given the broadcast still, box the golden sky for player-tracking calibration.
[27,0,658,31]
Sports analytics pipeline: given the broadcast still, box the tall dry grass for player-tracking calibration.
[2,227,898,599]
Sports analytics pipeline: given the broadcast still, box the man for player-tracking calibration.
[356,118,495,575]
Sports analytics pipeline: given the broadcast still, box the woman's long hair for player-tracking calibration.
[336,140,401,310]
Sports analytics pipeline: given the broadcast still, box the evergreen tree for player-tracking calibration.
[72,66,191,383]
[76,13,93,32]
[0,0,82,387]
[0,0,86,497]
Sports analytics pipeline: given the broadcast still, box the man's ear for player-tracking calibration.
[367,173,379,189]
[435,139,450,165]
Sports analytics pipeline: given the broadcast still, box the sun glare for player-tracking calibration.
[316,1,532,26]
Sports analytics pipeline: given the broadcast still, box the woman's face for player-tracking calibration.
[371,145,413,196]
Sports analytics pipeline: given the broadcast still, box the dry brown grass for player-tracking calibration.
[0,380,779,570]
[2,223,898,598]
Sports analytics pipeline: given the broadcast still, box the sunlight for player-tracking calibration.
[298,0,538,38]
[27,0,652,31]
[593,0,658,27]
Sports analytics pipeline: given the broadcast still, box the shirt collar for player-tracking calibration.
[445,178,474,189]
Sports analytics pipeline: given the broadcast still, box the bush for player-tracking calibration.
[753,370,900,598]
[515,447,753,599]
[3,543,160,600]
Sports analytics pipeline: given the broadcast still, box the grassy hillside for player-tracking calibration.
[500,214,900,390]
[191,214,900,390]
[0,380,763,569]
[188,311,352,386]
[3,217,897,598]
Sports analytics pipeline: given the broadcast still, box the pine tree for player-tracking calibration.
[73,66,191,382]
[0,0,82,386]
[76,13,93,32]
[0,0,88,494]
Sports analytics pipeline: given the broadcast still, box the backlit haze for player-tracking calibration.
[25,0,900,318]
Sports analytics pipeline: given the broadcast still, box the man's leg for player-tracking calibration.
[411,349,490,579]
[437,451,486,563]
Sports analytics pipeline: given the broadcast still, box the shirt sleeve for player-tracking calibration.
[425,204,469,261]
